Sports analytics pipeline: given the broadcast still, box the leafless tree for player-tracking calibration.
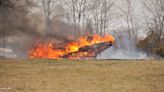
[142,0,164,44]
[90,0,113,35]
[40,0,57,32]
[0,0,36,37]
[118,0,137,37]
[62,0,89,37]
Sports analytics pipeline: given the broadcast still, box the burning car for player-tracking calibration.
[29,34,115,59]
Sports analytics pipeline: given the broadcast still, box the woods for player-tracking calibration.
[0,0,163,58]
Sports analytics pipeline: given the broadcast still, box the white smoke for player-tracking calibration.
[97,47,147,59]
[97,32,148,59]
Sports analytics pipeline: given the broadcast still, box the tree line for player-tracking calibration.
[0,0,163,57]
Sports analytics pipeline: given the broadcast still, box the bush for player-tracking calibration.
[154,46,164,57]
[137,31,164,57]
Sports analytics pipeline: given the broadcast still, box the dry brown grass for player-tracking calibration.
[0,59,164,92]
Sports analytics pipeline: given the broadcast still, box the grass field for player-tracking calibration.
[0,59,164,92]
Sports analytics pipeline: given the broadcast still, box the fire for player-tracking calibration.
[29,34,115,59]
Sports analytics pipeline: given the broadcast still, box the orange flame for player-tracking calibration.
[29,34,115,59]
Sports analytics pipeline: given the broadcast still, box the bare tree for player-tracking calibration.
[143,0,164,44]
[40,0,57,32]
[90,0,113,35]
[118,0,137,37]
[62,0,89,37]
[101,0,114,35]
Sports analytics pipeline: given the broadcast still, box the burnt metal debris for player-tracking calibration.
[61,41,112,59]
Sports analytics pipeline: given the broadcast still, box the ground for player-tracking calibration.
[0,59,164,92]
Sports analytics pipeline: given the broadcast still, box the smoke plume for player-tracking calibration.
[97,31,148,59]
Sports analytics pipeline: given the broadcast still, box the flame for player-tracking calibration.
[29,34,115,59]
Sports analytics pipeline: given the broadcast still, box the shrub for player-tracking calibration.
[137,31,164,57]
